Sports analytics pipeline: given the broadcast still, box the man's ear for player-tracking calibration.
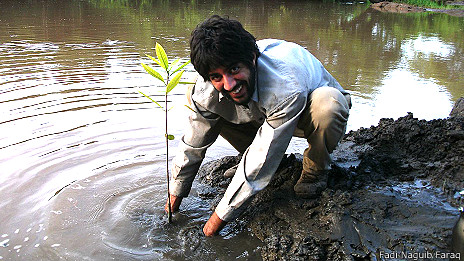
[253,53,257,65]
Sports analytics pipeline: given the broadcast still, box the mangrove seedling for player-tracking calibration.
[140,42,190,223]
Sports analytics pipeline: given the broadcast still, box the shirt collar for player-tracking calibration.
[218,90,226,102]
[250,71,258,103]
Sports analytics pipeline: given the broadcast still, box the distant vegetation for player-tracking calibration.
[86,0,464,10]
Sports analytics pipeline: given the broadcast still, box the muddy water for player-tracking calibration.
[0,0,463,260]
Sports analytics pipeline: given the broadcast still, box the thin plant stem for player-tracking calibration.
[141,43,190,224]
[166,74,172,223]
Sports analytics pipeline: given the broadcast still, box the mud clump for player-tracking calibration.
[371,2,426,13]
[196,106,463,260]
[370,1,464,17]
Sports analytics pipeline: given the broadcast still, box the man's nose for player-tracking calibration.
[223,74,236,91]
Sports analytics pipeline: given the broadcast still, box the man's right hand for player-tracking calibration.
[165,194,183,213]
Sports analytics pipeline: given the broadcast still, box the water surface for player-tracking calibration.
[0,0,463,260]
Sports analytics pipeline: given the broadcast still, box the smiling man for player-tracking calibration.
[208,62,255,105]
[165,15,351,236]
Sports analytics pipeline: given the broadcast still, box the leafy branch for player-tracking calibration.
[139,42,190,223]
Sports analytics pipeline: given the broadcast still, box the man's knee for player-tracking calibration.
[309,87,349,130]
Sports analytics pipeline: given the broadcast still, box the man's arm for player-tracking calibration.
[165,194,183,213]
[168,93,222,208]
[212,91,308,226]
[203,211,227,236]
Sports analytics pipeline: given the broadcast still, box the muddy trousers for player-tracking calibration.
[219,87,350,173]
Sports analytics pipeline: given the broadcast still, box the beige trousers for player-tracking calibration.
[220,87,350,173]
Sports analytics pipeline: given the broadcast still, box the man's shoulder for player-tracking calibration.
[257,39,285,51]
[257,39,319,73]
[257,39,309,57]
[256,39,318,90]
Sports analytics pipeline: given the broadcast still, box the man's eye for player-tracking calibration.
[210,75,220,82]
[230,66,240,74]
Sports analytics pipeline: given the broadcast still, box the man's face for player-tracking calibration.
[208,62,256,105]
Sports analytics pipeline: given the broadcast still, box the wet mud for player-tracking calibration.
[194,99,464,260]
[371,2,427,13]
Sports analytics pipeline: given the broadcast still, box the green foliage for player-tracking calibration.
[397,0,444,8]
[138,89,163,109]
[140,43,190,96]
[390,0,464,9]
[141,62,164,83]
[140,42,191,223]
[140,42,191,140]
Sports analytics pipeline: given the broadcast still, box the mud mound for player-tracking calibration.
[348,113,464,202]
[371,2,426,13]
[371,1,464,17]
[195,108,463,260]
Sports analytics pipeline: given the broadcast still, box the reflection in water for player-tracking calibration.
[0,0,463,260]
[348,34,456,130]
[373,69,451,121]
[403,35,454,58]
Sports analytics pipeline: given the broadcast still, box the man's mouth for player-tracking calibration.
[222,81,253,105]
[232,85,243,94]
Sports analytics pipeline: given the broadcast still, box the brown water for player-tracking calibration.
[0,0,463,260]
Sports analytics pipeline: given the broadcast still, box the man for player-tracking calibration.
[165,15,351,236]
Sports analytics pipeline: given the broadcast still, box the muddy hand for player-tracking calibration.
[165,194,183,213]
[203,211,227,237]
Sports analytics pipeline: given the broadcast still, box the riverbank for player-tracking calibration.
[192,99,463,260]
[371,1,464,16]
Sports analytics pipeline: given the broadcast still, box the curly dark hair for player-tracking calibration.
[190,15,260,82]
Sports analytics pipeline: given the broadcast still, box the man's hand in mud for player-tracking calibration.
[165,194,183,213]
[203,211,227,237]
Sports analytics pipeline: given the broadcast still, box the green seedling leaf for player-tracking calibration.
[168,58,181,72]
[184,104,196,113]
[156,43,169,71]
[172,60,190,75]
[141,63,165,84]
[145,53,163,68]
[166,70,184,94]
[138,90,164,110]
[179,81,196,85]
[139,43,190,224]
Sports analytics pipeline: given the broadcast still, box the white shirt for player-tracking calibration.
[170,39,347,221]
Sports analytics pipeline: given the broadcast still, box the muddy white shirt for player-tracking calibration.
[170,39,347,221]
